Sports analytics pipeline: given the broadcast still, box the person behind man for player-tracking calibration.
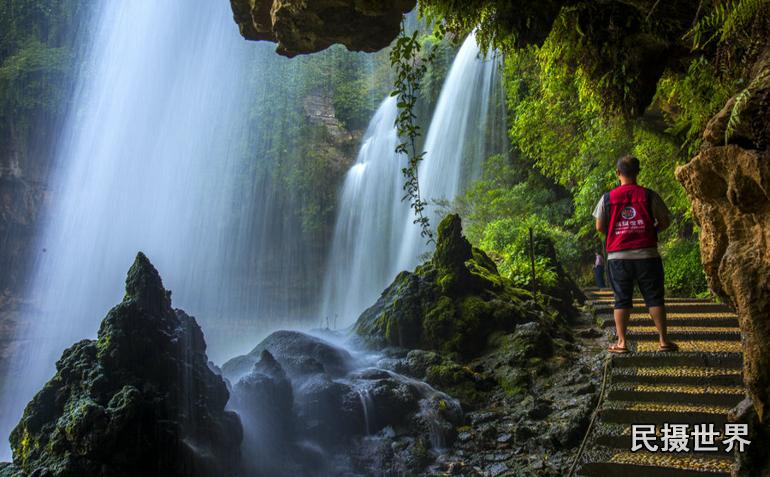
[593,249,606,289]
[593,155,677,353]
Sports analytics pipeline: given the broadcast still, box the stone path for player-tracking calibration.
[577,289,744,477]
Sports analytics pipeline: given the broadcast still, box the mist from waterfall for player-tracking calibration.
[320,33,503,326]
[0,0,315,458]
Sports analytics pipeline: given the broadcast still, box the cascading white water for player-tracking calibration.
[320,33,502,326]
[396,32,502,270]
[0,1,310,458]
[318,96,410,325]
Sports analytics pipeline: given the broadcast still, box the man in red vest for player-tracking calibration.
[594,156,677,353]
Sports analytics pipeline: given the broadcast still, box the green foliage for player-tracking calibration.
[654,57,733,154]
[0,38,70,116]
[687,0,770,49]
[662,239,709,297]
[0,0,88,150]
[632,127,690,223]
[419,33,455,104]
[725,68,770,144]
[390,25,437,243]
[468,37,704,287]
[455,153,585,288]
[418,0,565,51]
[478,217,571,289]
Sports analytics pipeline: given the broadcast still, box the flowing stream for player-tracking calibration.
[320,33,503,326]
[0,0,315,457]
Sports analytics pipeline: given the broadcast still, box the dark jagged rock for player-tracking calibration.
[354,214,547,358]
[221,329,354,380]
[7,252,242,477]
[0,463,21,477]
[229,0,416,57]
[223,335,463,476]
[294,374,363,444]
[229,350,295,476]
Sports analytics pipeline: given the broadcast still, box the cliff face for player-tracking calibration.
[0,123,53,278]
[0,123,54,376]
[229,0,416,57]
[676,52,770,470]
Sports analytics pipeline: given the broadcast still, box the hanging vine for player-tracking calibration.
[390,24,436,244]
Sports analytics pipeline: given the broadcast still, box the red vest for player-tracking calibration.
[604,184,657,252]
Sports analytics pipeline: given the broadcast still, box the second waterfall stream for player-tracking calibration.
[320,32,503,326]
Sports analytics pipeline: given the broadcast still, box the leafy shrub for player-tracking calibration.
[662,239,709,297]
[478,216,578,289]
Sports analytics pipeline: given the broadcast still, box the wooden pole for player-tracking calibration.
[529,227,537,299]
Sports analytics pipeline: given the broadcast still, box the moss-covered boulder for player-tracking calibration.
[8,253,242,477]
[354,214,534,358]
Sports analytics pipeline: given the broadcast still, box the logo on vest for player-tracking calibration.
[621,206,637,220]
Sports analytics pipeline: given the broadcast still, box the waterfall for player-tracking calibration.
[318,96,410,325]
[396,32,503,270]
[320,33,503,326]
[0,1,313,457]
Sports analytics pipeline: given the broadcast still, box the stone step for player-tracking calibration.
[611,366,742,386]
[616,329,741,342]
[633,341,742,353]
[595,304,733,315]
[578,450,733,477]
[607,383,744,406]
[601,316,739,328]
[591,422,733,451]
[600,401,731,426]
[592,297,714,305]
[610,352,742,369]
[583,289,742,476]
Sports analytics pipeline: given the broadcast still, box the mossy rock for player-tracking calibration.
[425,360,493,409]
[8,253,242,477]
[355,214,535,358]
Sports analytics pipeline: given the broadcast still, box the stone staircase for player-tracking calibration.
[577,289,745,477]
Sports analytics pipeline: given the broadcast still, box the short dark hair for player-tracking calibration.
[616,155,640,178]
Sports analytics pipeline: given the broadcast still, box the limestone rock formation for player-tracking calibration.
[229,0,416,57]
[676,54,770,473]
[6,252,242,477]
[354,214,551,358]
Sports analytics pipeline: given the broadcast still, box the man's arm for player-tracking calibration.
[593,195,607,233]
[652,192,671,232]
[596,217,606,233]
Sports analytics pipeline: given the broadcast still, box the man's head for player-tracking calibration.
[616,155,640,183]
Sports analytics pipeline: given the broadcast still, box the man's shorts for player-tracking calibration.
[607,257,665,309]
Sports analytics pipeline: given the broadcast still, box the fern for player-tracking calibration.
[725,87,751,144]
[725,68,770,143]
[686,0,769,49]
[720,0,768,42]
